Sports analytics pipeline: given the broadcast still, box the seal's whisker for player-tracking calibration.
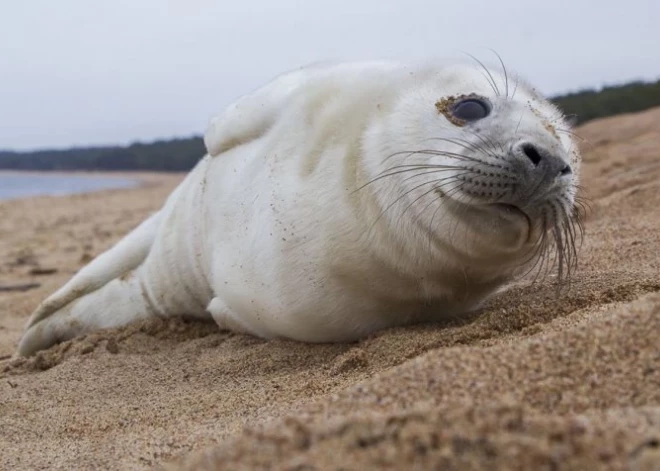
[554,128,585,140]
[514,222,548,270]
[400,177,469,236]
[434,134,499,156]
[565,207,581,273]
[426,194,446,255]
[548,201,571,287]
[395,180,455,234]
[379,163,465,172]
[461,51,501,96]
[512,208,551,279]
[428,180,469,254]
[400,169,471,184]
[558,196,584,255]
[560,220,577,281]
[548,114,594,148]
[464,130,506,155]
[355,164,463,192]
[566,205,585,253]
[560,194,590,248]
[573,184,590,195]
[543,205,560,275]
[400,176,467,210]
[514,111,524,135]
[424,136,504,162]
[571,194,592,216]
[421,136,497,160]
[440,182,475,248]
[415,180,462,228]
[382,149,422,163]
[412,149,519,174]
[546,109,568,125]
[525,210,556,285]
[488,48,509,99]
[547,111,579,130]
[381,147,485,165]
[535,235,556,287]
[572,185,593,210]
[557,128,595,152]
[573,197,590,236]
[565,223,578,279]
[367,175,465,235]
[378,148,520,177]
[431,135,498,157]
[407,178,471,254]
[519,234,549,282]
[510,76,520,101]
[377,164,462,178]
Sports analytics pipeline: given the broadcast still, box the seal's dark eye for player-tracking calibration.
[451,99,491,121]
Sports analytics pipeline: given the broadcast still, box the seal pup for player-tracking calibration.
[17,59,582,356]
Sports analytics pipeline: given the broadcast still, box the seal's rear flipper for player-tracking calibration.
[17,270,158,356]
[22,210,163,332]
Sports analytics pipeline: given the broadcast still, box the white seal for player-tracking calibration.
[17,59,582,356]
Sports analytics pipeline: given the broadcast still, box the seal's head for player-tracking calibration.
[364,61,582,284]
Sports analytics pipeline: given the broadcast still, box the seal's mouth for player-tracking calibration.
[435,195,536,255]
[489,203,529,221]
[488,203,533,240]
[436,189,534,244]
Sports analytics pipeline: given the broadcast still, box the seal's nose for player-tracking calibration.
[517,142,572,177]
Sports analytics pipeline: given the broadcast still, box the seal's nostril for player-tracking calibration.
[560,165,572,176]
[522,144,542,166]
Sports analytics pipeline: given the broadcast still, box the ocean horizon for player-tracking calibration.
[0,172,138,200]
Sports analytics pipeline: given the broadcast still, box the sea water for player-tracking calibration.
[0,173,137,200]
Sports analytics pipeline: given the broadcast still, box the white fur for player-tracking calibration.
[17,59,580,356]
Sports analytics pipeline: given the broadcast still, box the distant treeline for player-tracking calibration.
[1,77,659,172]
[0,137,206,172]
[551,78,660,125]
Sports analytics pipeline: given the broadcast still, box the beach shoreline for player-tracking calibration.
[0,168,186,178]
[0,170,186,202]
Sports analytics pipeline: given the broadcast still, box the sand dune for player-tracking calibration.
[1,109,659,470]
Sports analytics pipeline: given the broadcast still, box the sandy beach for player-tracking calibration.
[1,108,659,470]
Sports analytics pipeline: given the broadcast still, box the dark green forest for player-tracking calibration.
[1,77,659,172]
[0,137,206,172]
[551,79,660,125]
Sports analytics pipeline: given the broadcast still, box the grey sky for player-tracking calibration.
[1,0,658,150]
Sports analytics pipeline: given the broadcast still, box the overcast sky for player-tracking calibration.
[1,0,658,151]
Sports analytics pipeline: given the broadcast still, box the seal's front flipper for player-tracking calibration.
[204,63,330,157]
[207,297,269,338]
